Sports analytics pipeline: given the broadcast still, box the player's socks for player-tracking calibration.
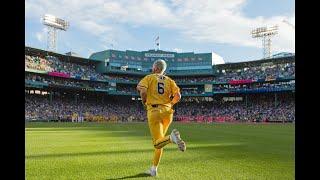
[170,129,186,152]
[153,135,171,149]
[153,148,163,167]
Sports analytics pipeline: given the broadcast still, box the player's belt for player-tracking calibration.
[150,104,171,109]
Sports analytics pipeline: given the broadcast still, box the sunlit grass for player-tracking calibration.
[26,122,294,180]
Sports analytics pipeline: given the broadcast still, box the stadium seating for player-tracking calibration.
[215,62,295,82]
[25,94,146,122]
[25,93,294,123]
[25,47,295,123]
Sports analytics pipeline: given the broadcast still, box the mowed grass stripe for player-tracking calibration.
[26,122,294,180]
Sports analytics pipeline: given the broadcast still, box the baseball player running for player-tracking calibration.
[136,59,186,177]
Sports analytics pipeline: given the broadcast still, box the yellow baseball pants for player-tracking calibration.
[147,105,174,167]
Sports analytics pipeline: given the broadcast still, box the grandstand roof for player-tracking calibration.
[89,49,212,60]
[65,51,81,57]
[25,46,294,71]
[216,56,295,70]
[25,46,98,65]
[272,52,295,58]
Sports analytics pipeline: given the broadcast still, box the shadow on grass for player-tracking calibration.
[105,173,150,180]
[26,143,245,159]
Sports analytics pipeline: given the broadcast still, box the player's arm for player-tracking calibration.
[170,79,181,107]
[137,76,149,105]
[170,91,181,106]
[137,85,147,104]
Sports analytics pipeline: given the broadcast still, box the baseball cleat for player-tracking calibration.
[170,129,186,152]
[145,168,157,177]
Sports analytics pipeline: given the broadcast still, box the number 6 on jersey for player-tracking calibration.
[157,82,164,94]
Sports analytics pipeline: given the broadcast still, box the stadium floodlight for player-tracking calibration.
[42,14,69,52]
[251,25,278,59]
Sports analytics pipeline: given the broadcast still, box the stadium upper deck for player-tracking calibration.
[25,46,295,123]
[25,46,295,96]
[89,49,213,76]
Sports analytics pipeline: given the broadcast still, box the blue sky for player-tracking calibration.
[25,0,295,63]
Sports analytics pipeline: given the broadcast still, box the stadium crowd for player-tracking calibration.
[180,88,207,95]
[25,95,146,122]
[116,86,138,94]
[26,54,295,84]
[213,81,295,92]
[216,62,295,82]
[25,53,295,123]
[25,93,294,123]
[106,75,214,83]
[26,71,294,96]
[175,94,294,123]
[25,73,109,89]
[107,75,139,82]
[113,86,208,95]
[26,55,215,85]
[174,76,214,83]
[26,55,107,81]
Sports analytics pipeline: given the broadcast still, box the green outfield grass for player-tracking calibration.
[25,122,294,180]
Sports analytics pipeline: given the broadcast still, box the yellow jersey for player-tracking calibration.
[138,73,180,107]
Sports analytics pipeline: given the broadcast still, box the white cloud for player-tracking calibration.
[25,0,295,53]
[211,52,225,65]
[35,28,46,42]
[35,32,43,42]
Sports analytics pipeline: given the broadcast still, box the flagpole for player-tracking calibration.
[155,35,160,51]
[158,35,160,50]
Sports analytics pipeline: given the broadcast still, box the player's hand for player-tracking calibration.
[169,102,176,114]
[170,102,175,109]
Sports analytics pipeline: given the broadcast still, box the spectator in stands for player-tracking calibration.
[25,93,294,123]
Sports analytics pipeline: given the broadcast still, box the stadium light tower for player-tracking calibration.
[251,25,278,59]
[42,14,69,52]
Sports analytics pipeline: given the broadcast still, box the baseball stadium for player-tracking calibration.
[25,45,295,179]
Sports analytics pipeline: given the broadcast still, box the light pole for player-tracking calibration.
[42,14,69,52]
[251,26,278,59]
